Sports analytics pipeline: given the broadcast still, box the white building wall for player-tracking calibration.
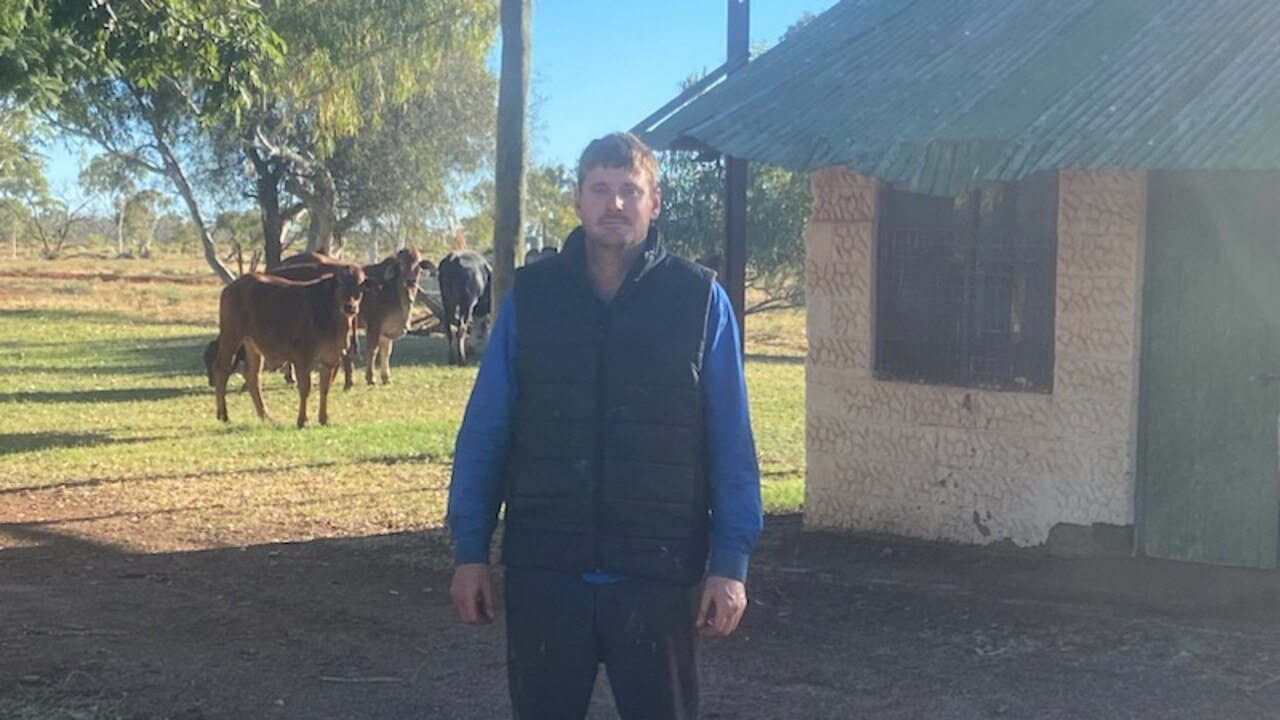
[804,167,1147,546]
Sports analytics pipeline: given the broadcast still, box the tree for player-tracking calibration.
[79,153,140,256]
[212,208,263,274]
[526,163,575,249]
[238,0,497,264]
[323,50,496,253]
[658,152,811,314]
[459,161,575,255]
[122,189,168,257]
[26,193,91,259]
[11,1,284,280]
[0,100,48,257]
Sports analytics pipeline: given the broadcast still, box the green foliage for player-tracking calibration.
[213,208,264,271]
[121,188,168,256]
[327,49,497,236]
[459,161,576,254]
[259,0,495,155]
[658,152,812,313]
[526,163,576,248]
[3,0,283,115]
[0,101,48,198]
[0,100,48,254]
[231,0,498,256]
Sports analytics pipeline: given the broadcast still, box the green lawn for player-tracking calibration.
[0,256,805,553]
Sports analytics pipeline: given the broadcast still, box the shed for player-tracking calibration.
[639,0,1280,568]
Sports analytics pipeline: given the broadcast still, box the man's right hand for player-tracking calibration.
[450,563,496,625]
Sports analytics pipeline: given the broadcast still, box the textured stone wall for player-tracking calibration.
[805,167,1146,547]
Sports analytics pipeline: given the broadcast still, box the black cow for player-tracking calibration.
[437,250,492,365]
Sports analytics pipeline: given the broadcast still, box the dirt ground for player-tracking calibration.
[2,515,1279,719]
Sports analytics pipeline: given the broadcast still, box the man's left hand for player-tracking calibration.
[695,576,747,637]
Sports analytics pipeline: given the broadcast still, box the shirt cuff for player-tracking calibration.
[706,550,750,583]
[452,535,491,566]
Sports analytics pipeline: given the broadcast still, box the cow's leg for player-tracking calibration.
[318,365,337,426]
[343,324,357,390]
[449,323,464,366]
[244,345,270,422]
[283,363,296,385]
[294,361,313,428]
[213,334,241,422]
[378,336,393,384]
[365,333,379,385]
[456,321,469,365]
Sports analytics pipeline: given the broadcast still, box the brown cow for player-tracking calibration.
[361,248,435,384]
[280,249,434,385]
[211,266,374,428]
[270,254,367,389]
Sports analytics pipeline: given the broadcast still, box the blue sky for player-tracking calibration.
[43,0,837,199]
[527,0,836,167]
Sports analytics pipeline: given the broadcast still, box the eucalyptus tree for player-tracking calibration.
[525,163,575,249]
[79,153,140,256]
[0,100,48,257]
[6,0,285,281]
[238,0,497,265]
[461,162,575,255]
[122,188,168,257]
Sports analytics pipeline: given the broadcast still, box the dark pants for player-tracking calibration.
[504,567,698,720]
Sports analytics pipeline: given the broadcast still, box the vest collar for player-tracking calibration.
[559,226,668,303]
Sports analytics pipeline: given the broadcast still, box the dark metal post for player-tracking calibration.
[725,0,749,348]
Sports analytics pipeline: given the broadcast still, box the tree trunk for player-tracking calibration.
[115,196,126,257]
[293,165,341,257]
[252,153,285,269]
[247,150,306,269]
[139,212,157,258]
[492,0,530,308]
[156,138,233,284]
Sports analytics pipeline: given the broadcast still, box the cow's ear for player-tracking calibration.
[419,259,437,276]
[382,262,399,282]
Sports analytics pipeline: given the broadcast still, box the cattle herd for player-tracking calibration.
[204,247,496,428]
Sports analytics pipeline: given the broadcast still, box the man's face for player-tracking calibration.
[574,165,661,252]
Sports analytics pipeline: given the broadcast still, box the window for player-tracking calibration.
[874,171,1058,392]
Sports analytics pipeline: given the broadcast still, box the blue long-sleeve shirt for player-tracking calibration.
[447,281,763,582]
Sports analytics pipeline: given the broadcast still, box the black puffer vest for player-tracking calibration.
[501,227,715,586]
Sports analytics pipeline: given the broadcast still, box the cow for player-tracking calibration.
[211,266,374,428]
[437,249,492,366]
[278,249,434,385]
[360,248,436,384]
[270,253,368,389]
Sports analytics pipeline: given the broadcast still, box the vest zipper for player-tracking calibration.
[592,308,609,573]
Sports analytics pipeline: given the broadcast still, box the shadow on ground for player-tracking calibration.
[2,516,1280,719]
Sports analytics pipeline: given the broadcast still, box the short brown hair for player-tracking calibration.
[576,132,658,189]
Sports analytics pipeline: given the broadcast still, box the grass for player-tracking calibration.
[0,252,805,557]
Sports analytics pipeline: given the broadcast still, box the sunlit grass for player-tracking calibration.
[0,256,807,554]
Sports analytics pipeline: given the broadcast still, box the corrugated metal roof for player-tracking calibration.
[636,0,1280,195]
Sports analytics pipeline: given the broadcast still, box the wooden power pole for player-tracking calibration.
[492,0,530,308]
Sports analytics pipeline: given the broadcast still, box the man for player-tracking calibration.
[447,132,762,720]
